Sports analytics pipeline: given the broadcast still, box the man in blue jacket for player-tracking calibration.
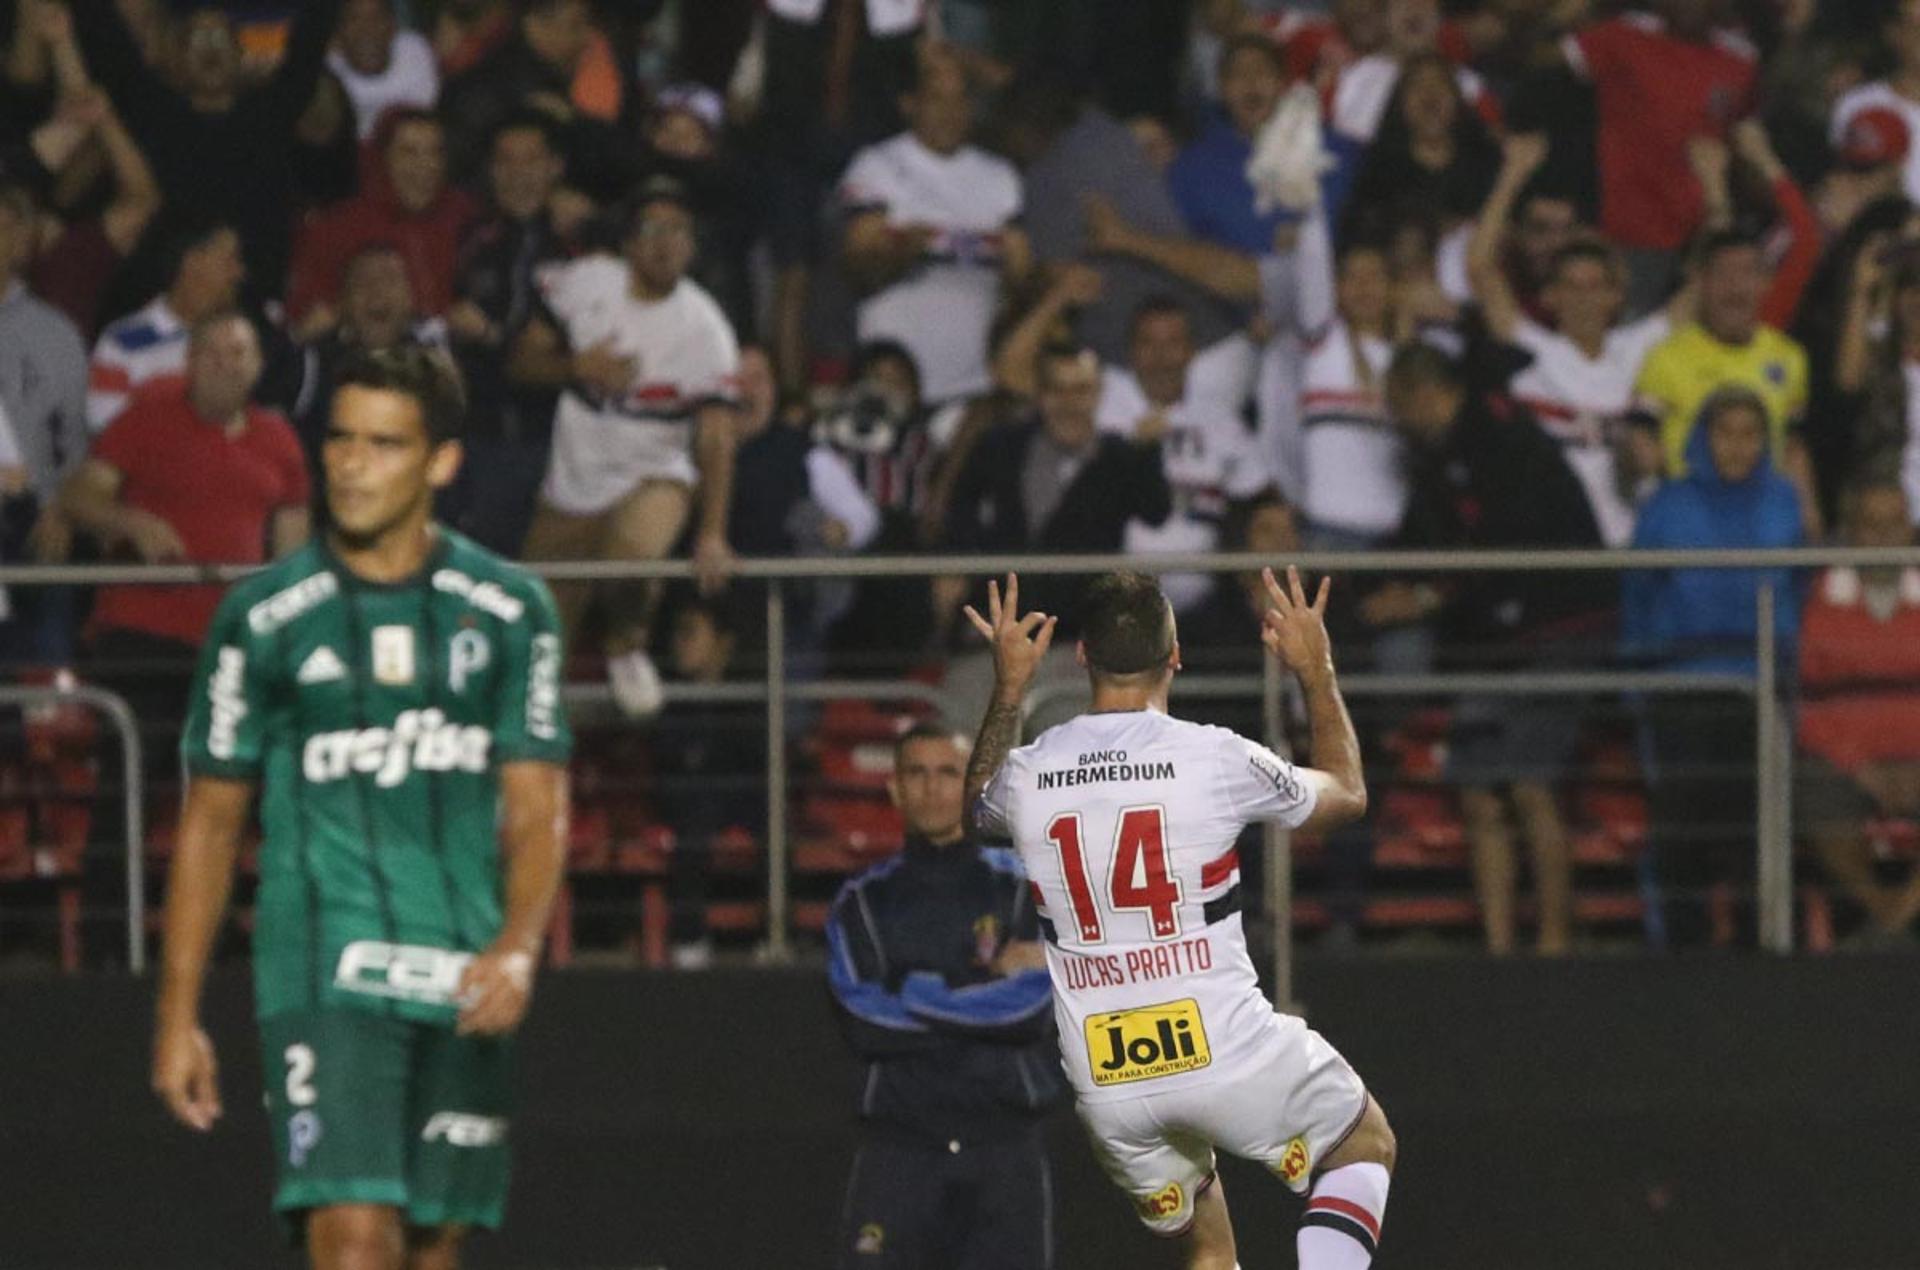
[1624,386,1803,947]
[827,723,1064,1269]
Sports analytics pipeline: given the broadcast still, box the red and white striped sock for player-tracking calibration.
[1297,1162,1390,1268]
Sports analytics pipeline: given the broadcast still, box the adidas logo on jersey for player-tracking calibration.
[302,708,491,788]
[296,646,347,685]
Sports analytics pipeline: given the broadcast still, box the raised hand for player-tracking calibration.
[1501,132,1549,179]
[963,573,1058,702]
[1260,565,1334,682]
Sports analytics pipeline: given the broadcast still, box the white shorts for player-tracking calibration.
[543,415,697,515]
[1076,1014,1367,1236]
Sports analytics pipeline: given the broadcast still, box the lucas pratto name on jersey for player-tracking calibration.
[1035,751,1179,790]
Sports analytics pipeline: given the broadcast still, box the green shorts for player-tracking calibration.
[259,1007,514,1236]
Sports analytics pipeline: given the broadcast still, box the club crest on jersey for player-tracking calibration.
[449,629,490,693]
[854,1223,885,1255]
[372,626,415,685]
[973,914,1002,965]
[1084,998,1211,1087]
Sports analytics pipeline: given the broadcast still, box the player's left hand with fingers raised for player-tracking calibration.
[1260,566,1335,682]
[456,945,536,1037]
[963,573,1058,703]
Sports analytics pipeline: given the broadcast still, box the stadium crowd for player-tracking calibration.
[5,0,1920,955]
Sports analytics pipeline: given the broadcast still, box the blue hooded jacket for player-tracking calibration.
[1621,408,1804,674]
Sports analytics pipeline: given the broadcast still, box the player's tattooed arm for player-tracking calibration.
[961,573,1056,838]
[964,697,1024,838]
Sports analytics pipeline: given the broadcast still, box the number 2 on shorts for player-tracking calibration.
[1046,806,1181,942]
[284,1043,317,1107]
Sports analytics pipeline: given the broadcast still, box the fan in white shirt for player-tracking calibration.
[839,47,1031,405]
[510,185,741,719]
[328,0,441,140]
[1094,299,1273,613]
[963,569,1396,1270]
[1469,133,1690,548]
[1271,221,1405,546]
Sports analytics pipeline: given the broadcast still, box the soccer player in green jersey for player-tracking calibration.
[150,345,572,1270]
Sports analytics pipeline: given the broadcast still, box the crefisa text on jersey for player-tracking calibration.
[1036,751,1179,790]
[1058,936,1214,992]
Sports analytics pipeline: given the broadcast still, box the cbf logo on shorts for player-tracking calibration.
[1084,998,1211,1086]
[303,709,491,787]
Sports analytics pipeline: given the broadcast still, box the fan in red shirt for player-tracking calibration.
[1797,477,1920,942]
[1561,2,1757,254]
[59,309,310,660]
[286,106,478,335]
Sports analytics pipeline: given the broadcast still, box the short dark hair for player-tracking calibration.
[1081,572,1175,677]
[155,215,235,288]
[1128,294,1189,341]
[1219,32,1285,79]
[1698,384,1768,432]
[625,175,694,230]
[332,344,466,445]
[1036,339,1097,387]
[489,110,562,155]
[852,339,923,400]
[1384,340,1466,396]
[1547,239,1622,284]
[1694,227,1762,270]
[380,106,442,148]
[893,720,964,764]
[341,239,405,281]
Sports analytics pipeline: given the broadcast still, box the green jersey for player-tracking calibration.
[182,530,572,1025]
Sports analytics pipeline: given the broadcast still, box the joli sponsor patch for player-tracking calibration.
[1084,998,1211,1086]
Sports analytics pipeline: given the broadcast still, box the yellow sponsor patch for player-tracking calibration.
[1272,1135,1312,1184]
[1136,1181,1185,1222]
[1084,998,1211,1087]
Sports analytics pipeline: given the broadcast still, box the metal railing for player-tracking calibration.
[0,684,144,971]
[1,545,1901,976]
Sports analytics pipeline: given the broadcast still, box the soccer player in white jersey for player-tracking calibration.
[963,570,1396,1270]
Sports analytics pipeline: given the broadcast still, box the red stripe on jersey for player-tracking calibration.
[1029,881,1047,911]
[1200,848,1239,890]
[89,363,132,391]
[1307,1196,1382,1240]
[1302,389,1379,410]
[1516,395,1578,422]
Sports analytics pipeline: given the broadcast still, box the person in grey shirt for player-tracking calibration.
[1009,82,1242,366]
[0,175,90,663]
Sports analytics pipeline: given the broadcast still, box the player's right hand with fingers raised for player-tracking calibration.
[1260,565,1335,683]
[963,572,1058,704]
[152,1019,222,1132]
